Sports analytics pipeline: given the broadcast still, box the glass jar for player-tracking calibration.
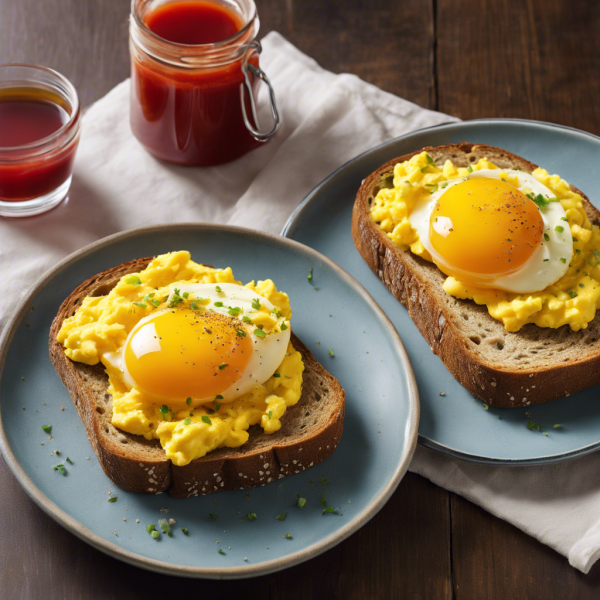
[129,0,279,166]
[0,64,81,217]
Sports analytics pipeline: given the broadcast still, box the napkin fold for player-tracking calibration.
[1,31,598,574]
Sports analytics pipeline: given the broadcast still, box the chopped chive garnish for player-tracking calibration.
[214,400,221,411]
[219,363,228,370]
[159,405,169,420]
[426,183,438,194]
[297,497,307,509]
[214,301,224,307]
[184,417,192,425]
[526,192,559,208]
[242,315,252,323]
[467,165,473,174]
[53,464,66,476]
[283,533,293,539]
[55,450,61,456]
[186,397,192,405]
[247,513,258,521]
[426,153,434,165]
[218,549,226,555]
[252,298,261,310]
[543,233,550,241]
[420,166,428,173]
[181,528,189,535]
[568,291,578,298]
[561,217,568,221]
[268,411,273,420]
[554,424,562,429]
[307,268,313,282]
[215,286,222,293]
[327,349,334,357]
[543,259,549,262]
[146,523,155,533]
[579,283,585,288]
[483,403,489,410]
[202,416,212,425]
[108,496,117,503]
[182,292,189,299]
[323,507,336,514]
[573,237,579,242]
[254,329,266,338]
[527,421,540,431]
[276,512,287,521]
[228,307,241,316]
[151,530,160,539]
[560,258,567,264]
[280,323,288,330]
[133,302,147,308]
[151,299,161,308]
[41,424,52,434]
[273,373,281,378]
[209,514,217,521]
[236,328,247,338]
[125,275,141,285]
[215,395,223,400]
[66,457,73,464]
[554,225,564,233]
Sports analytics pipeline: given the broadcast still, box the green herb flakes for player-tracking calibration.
[228,307,241,316]
[218,363,228,370]
[151,530,160,539]
[108,496,117,503]
[214,301,224,307]
[133,302,147,308]
[186,397,192,405]
[146,523,155,534]
[182,292,189,299]
[242,315,252,324]
[268,411,273,420]
[483,403,489,411]
[159,405,170,420]
[184,417,192,425]
[526,192,559,208]
[283,533,293,539]
[527,421,540,431]
[254,328,266,338]
[52,464,66,476]
[181,528,189,536]
[281,323,288,331]
[273,373,281,378]
[327,349,334,357]
[218,549,226,555]
[543,233,550,242]
[426,153,434,165]
[297,497,307,509]
[568,291,578,298]
[560,258,567,264]
[276,512,287,521]
[215,286,222,293]
[41,424,52,434]
[125,275,141,286]
[554,225,564,233]
[236,328,247,338]
[247,513,258,521]
[202,416,212,425]
[467,166,473,174]
[209,514,217,521]
[252,298,261,310]
[66,457,73,465]
[319,477,332,485]
[554,424,562,429]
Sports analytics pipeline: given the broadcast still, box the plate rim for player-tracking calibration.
[282,117,600,466]
[0,222,420,579]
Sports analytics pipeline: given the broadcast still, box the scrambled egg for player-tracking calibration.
[57,251,304,466]
[370,152,600,331]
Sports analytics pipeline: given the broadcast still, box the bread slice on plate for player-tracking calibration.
[49,257,345,498]
[352,142,600,408]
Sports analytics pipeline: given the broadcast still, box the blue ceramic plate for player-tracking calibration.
[0,224,418,578]
[283,119,600,466]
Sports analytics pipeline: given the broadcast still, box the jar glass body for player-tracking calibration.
[129,0,265,166]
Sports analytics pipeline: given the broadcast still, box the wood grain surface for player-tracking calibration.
[1,0,600,598]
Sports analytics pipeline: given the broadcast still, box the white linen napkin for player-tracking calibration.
[0,31,598,574]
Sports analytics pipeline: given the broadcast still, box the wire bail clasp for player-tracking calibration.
[240,41,280,142]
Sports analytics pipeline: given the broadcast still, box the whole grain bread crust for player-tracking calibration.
[49,257,344,497]
[352,142,600,407]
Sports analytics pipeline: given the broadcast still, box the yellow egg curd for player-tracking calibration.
[57,251,304,466]
[370,151,600,331]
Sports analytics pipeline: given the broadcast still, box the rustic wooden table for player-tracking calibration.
[2,0,600,598]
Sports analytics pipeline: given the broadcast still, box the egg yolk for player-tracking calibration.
[429,178,544,282]
[124,308,252,402]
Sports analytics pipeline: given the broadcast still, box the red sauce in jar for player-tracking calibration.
[130,0,261,166]
[0,88,79,202]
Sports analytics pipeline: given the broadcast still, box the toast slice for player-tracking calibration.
[352,142,600,408]
[49,257,345,497]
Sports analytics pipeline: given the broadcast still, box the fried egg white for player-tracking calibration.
[102,283,290,409]
[410,169,573,293]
